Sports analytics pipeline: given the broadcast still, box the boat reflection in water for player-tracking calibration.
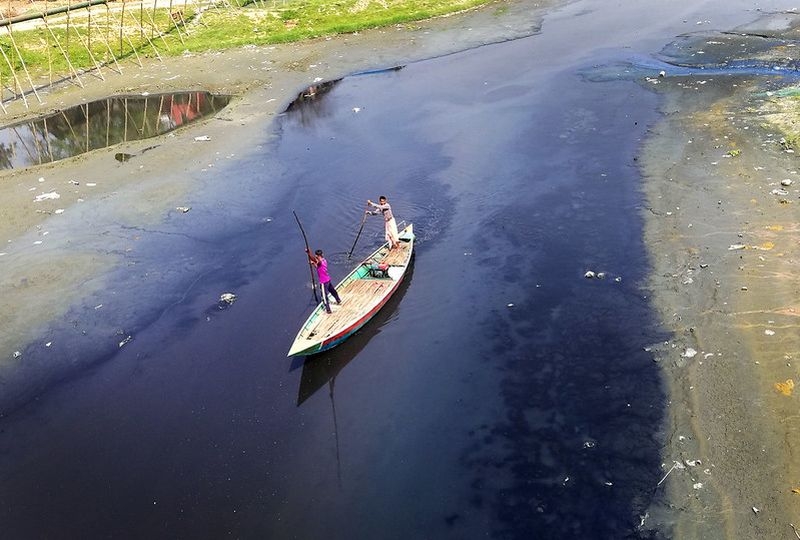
[0,91,231,169]
[295,263,413,487]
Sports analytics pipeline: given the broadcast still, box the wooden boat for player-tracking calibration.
[287,223,414,357]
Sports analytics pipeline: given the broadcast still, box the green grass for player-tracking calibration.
[0,0,496,83]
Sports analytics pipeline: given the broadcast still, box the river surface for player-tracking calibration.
[1,1,796,538]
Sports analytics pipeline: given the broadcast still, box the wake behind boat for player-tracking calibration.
[287,223,415,357]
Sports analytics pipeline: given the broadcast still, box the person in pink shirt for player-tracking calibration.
[306,248,341,313]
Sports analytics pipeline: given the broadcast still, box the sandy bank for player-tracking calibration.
[640,14,800,539]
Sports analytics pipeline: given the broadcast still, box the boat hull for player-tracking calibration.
[287,224,414,357]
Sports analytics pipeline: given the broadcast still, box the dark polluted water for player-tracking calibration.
[0,91,230,169]
[0,5,716,539]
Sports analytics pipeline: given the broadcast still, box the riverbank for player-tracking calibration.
[639,13,800,539]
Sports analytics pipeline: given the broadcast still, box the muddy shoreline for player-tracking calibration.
[639,17,800,539]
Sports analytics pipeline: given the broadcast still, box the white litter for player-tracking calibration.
[219,292,237,305]
[194,135,211,141]
[34,191,60,202]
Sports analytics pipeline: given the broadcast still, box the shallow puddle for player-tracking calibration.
[0,91,230,169]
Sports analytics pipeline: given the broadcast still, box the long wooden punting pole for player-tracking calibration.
[292,210,319,303]
[347,205,369,260]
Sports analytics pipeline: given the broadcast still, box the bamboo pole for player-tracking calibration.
[70,13,105,80]
[29,121,46,165]
[130,6,163,61]
[43,117,53,161]
[43,20,85,87]
[0,40,27,108]
[84,103,89,153]
[106,98,110,147]
[66,0,71,52]
[89,9,122,74]
[113,1,143,66]
[167,0,186,43]
[140,95,148,134]
[61,109,80,141]
[4,25,41,103]
[140,1,170,52]
[10,126,37,164]
[157,94,165,134]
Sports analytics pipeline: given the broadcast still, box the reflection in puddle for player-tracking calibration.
[284,79,343,126]
[286,79,342,111]
[0,91,231,169]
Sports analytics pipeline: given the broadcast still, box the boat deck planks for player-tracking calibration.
[307,278,389,338]
[288,224,414,356]
[307,243,411,339]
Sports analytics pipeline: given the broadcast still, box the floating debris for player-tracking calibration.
[728,244,746,251]
[176,206,191,213]
[218,292,237,309]
[584,270,596,279]
[118,335,132,348]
